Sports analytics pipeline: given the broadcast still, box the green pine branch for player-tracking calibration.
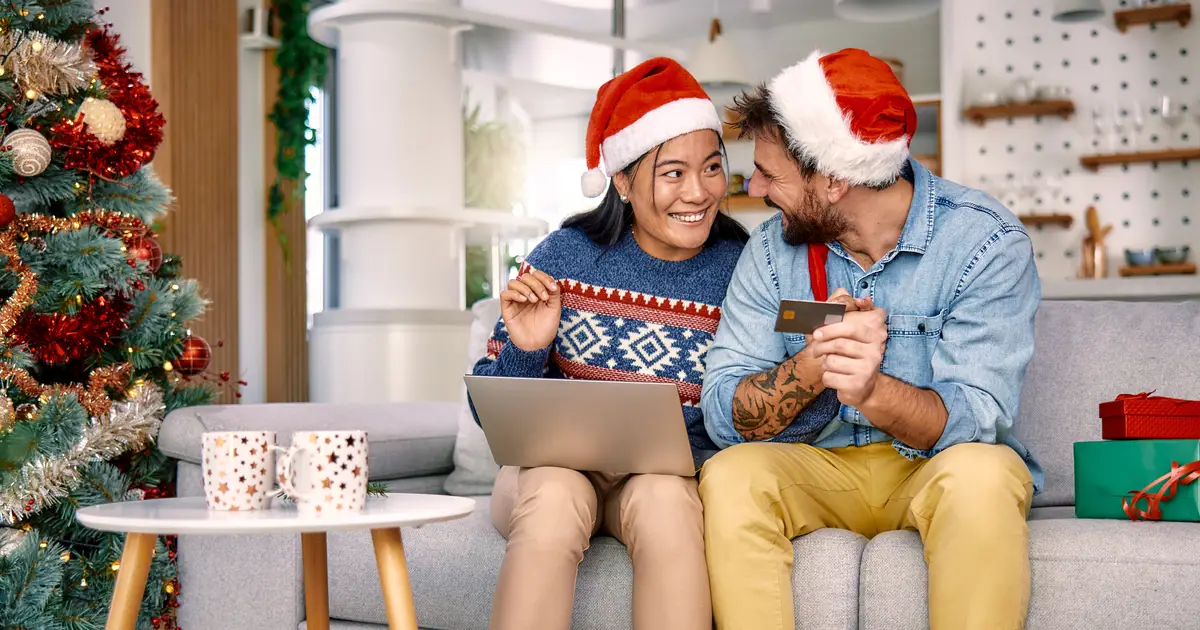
[267,0,328,257]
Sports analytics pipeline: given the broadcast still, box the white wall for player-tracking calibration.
[94,0,152,79]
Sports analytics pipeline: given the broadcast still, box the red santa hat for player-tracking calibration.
[767,48,917,188]
[581,57,722,198]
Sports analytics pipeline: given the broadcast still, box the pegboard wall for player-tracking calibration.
[953,0,1200,281]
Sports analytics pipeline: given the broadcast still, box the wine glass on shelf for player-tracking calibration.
[1043,174,1065,212]
[1111,103,1127,153]
[1091,105,1111,154]
[1129,101,1146,151]
[1160,95,1184,148]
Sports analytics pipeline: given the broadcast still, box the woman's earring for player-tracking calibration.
[619,194,628,203]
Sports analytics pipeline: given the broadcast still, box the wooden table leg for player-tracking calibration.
[105,533,156,630]
[301,532,331,630]
[370,527,418,630]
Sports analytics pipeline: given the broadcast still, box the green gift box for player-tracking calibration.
[1074,440,1200,521]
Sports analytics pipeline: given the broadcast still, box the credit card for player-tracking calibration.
[773,299,846,335]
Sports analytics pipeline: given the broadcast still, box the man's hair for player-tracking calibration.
[729,83,895,191]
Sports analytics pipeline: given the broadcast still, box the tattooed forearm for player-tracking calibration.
[732,351,824,441]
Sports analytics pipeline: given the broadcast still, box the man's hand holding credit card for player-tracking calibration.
[773,289,872,335]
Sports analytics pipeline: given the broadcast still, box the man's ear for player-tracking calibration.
[825,177,851,204]
[613,171,630,199]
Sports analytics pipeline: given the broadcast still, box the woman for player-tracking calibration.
[468,57,748,630]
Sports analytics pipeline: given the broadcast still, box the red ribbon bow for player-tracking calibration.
[1115,391,1193,406]
[1121,460,1200,521]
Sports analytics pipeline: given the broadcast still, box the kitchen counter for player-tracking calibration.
[1041,275,1200,301]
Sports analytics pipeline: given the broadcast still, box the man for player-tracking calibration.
[699,48,1042,630]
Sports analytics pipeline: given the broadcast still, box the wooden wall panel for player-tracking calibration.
[150,0,240,404]
[263,44,310,403]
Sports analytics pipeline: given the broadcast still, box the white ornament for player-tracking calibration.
[77,97,126,146]
[3,129,51,176]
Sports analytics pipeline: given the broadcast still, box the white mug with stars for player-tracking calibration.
[201,431,277,511]
[276,430,369,516]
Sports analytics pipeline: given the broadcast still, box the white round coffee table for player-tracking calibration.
[76,493,475,630]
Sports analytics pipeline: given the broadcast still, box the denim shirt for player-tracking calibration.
[701,159,1044,492]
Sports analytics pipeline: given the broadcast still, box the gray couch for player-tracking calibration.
[158,299,1200,630]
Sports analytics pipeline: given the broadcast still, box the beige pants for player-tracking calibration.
[489,465,711,630]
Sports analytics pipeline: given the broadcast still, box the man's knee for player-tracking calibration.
[699,443,783,502]
[924,443,1032,511]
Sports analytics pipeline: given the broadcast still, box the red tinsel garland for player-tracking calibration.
[49,26,165,179]
[9,294,132,365]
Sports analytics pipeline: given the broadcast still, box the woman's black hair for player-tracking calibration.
[562,131,750,249]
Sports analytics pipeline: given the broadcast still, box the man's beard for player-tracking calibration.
[769,187,849,246]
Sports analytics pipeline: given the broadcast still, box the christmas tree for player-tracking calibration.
[0,2,222,628]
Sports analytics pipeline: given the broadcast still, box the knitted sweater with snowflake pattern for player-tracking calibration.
[469,226,744,455]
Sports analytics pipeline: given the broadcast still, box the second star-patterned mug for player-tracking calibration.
[276,430,369,516]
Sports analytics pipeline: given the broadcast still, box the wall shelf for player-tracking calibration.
[1118,263,1196,277]
[1114,3,1192,33]
[1079,147,1200,171]
[1018,213,1074,228]
[962,100,1075,125]
[725,195,770,212]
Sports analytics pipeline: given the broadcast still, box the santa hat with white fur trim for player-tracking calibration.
[767,48,917,188]
[581,57,723,198]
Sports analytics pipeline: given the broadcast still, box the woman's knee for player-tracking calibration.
[507,467,599,539]
[621,474,702,532]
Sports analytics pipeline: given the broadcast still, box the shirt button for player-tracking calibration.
[860,281,869,290]
[917,323,926,332]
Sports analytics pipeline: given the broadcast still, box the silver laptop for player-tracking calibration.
[463,375,698,476]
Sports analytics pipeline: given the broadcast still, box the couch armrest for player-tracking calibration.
[158,401,459,480]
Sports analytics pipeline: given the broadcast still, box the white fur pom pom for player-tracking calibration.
[581,168,607,198]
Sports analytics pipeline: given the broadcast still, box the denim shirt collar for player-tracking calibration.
[827,158,936,264]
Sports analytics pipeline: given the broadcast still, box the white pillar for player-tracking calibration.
[307,0,473,404]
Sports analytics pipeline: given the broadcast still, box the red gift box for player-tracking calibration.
[1100,392,1200,440]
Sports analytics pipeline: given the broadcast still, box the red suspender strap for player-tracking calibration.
[808,243,830,303]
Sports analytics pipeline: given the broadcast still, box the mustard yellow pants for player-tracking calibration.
[699,441,1034,630]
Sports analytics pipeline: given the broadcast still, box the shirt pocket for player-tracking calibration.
[783,333,807,358]
[883,311,945,382]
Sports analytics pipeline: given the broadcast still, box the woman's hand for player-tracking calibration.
[500,268,562,352]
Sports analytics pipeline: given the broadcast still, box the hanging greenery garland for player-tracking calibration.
[267,0,327,256]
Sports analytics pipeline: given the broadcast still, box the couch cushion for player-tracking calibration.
[444,298,503,496]
[1016,300,1200,507]
[325,497,865,630]
[858,517,1200,629]
[158,402,458,480]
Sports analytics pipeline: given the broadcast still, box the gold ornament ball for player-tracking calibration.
[3,128,51,176]
[0,395,12,432]
[78,97,126,146]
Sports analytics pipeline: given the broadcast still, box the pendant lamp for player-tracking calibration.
[689,5,752,91]
[833,0,940,23]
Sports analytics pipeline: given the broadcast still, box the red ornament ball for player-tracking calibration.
[0,193,14,228]
[175,335,211,376]
[125,235,162,273]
